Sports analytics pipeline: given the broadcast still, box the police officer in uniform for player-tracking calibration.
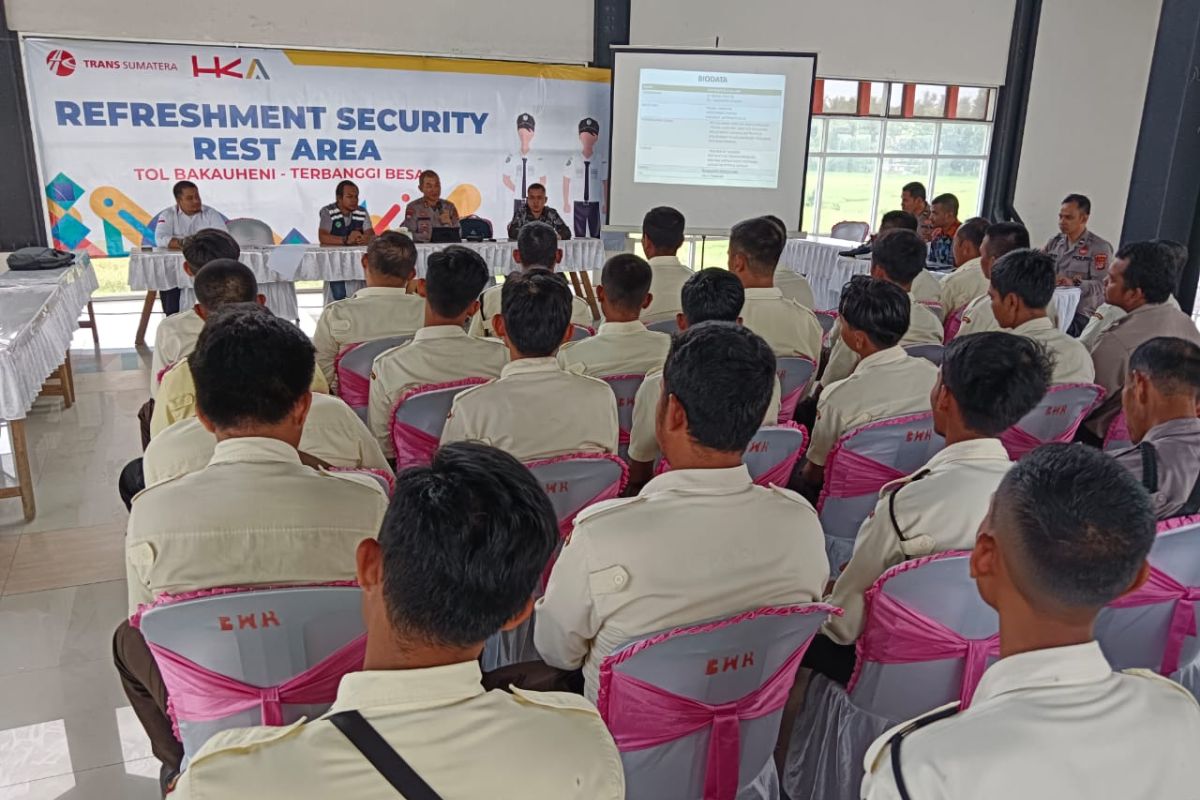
[1042,193,1113,334]
[503,113,546,217]
[318,180,375,301]
[563,117,607,238]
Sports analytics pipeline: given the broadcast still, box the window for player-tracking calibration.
[803,80,994,235]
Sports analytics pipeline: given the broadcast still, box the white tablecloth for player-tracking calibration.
[128,239,607,290]
[0,254,98,420]
[780,237,869,311]
[1051,287,1081,333]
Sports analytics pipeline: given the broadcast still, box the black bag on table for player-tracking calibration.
[6,247,75,271]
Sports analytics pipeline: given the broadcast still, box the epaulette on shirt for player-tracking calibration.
[185,719,307,768]
[511,686,604,717]
[572,494,644,527]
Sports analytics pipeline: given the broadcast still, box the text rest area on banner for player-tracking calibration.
[23,38,611,256]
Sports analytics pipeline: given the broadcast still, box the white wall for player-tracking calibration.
[629,0,1017,86]
[1014,0,1162,245]
[3,0,594,64]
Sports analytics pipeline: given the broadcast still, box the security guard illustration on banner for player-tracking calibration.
[563,117,607,238]
[503,113,546,217]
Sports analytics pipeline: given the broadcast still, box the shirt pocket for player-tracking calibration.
[588,565,630,597]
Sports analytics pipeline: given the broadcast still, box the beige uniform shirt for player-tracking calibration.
[822,295,944,387]
[469,282,594,338]
[824,438,1012,644]
[1080,296,1181,352]
[808,346,938,467]
[1010,317,1095,385]
[367,326,508,457]
[642,255,693,324]
[1113,417,1200,520]
[740,287,823,362]
[535,465,829,700]
[557,321,671,378]
[627,370,782,463]
[144,393,391,486]
[1087,302,1200,438]
[150,309,204,398]
[862,642,1200,800]
[171,663,625,800]
[312,287,425,389]
[939,258,987,317]
[125,437,387,614]
[910,270,945,321]
[150,357,330,439]
[440,357,619,462]
[954,292,1000,338]
[774,267,817,309]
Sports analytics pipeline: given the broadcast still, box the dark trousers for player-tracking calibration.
[119,458,145,511]
[159,288,182,317]
[573,201,600,238]
[482,660,583,695]
[137,399,154,451]
[801,634,858,686]
[1067,312,1089,338]
[113,620,184,774]
[328,281,349,301]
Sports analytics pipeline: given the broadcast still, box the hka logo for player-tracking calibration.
[46,49,76,77]
[191,55,270,80]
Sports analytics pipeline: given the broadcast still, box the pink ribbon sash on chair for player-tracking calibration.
[390,423,441,471]
[820,449,907,501]
[997,424,1044,460]
[1108,566,1200,676]
[146,634,367,736]
[943,307,964,343]
[778,387,805,424]
[334,343,370,408]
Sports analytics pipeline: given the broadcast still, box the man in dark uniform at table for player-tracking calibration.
[1043,193,1113,335]
[507,183,571,240]
[563,117,607,238]
[317,180,375,301]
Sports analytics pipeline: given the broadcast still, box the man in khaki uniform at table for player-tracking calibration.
[990,249,1095,385]
[861,445,1200,800]
[558,254,670,377]
[311,232,425,390]
[955,221,1032,338]
[1085,241,1200,442]
[801,277,939,495]
[639,205,693,325]
[171,442,625,800]
[469,221,593,338]
[442,269,618,462]
[1043,193,1114,335]
[813,334,1049,681]
[728,216,823,362]
[1112,337,1200,520]
[115,304,388,790]
[938,217,989,318]
[368,246,508,459]
[535,322,828,702]
[822,230,944,387]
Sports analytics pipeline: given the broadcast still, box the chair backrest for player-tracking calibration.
[830,221,870,243]
[1096,520,1200,678]
[943,306,965,343]
[998,383,1106,460]
[526,453,629,538]
[570,324,595,342]
[602,374,646,461]
[646,318,679,335]
[815,310,838,344]
[742,423,808,487]
[597,603,839,800]
[918,299,945,323]
[390,378,489,470]
[775,356,817,423]
[137,585,365,763]
[902,343,944,366]
[1103,411,1133,453]
[818,413,944,574]
[334,335,415,418]
[226,217,275,247]
[848,553,999,721]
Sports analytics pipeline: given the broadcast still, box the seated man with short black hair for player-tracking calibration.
[1112,336,1200,520]
[171,442,624,799]
[1079,239,1186,350]
[839,210,920,259]
[536,322,828,702]
[927,192,961,265]
[991,248,1095,384]
[640,205,693,323]
[115,304,388,788]
[506,182,572,240]
[558,253,670,377]
[802,276,939,494]
[938,216,990,316]
[442,269,618,462]
[312,231,425,390]
[762,214,816,308]
[862,444,1200,798]
[956,222,1034,337]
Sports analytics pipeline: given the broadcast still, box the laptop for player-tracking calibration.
[430,226,462,244]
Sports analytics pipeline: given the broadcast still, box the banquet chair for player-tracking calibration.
[136,585,366,767]
[814,311,838,345]
[226,217,275,247]
[998,383,1106,460]
[818,413,944,575]
[1103,411,1133,453]
[1095,519,1200,700]
[741,422,808,486]
[603,374,647,462]
[598,603,839,800]
[570,324,595,342]
[902,343,945,366]
[333,335,415,422]
[783,553,998,800]
[830,221,870,243]
[323,280,367,306]
[646,318,679,335]
[775,356,817,423]
[918,299,945,322]
[482,453,628,671]
[943,306,965,343]
[389,378,489,471]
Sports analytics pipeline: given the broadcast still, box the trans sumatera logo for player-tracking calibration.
[46,49,76,77]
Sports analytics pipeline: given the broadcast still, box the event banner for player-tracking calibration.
[22,38,611,256]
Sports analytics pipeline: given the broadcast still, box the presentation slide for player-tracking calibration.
[634,69,786,189]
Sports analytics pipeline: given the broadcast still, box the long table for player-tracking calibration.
[779,236,869,311]
[0,255,98,520]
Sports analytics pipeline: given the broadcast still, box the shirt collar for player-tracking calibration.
[414,325,468,341]
[597,320,648,336]
[922,437,1010,470]
[647,255,685,268]
[972,642,1113,706]
[744,287,783,300]
[1013,316,1054,335]
[353,286,414,299]
[1143,417,1200,442]
[208,436,301,467]
[330,661,485,713]
[642,464,754,496]
[500,356,561,378]
[958,256,983,272]
[857,346,910,371]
